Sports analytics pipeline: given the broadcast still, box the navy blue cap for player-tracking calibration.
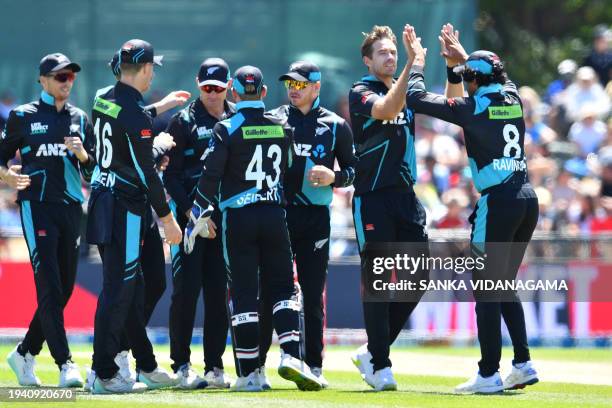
[232,65,264,95]
[39,53,81,76]
[453,50,501,76]
[278,61,321,82]
[119,39,163,66]
[109,51,121,76]
[198,58,231,87]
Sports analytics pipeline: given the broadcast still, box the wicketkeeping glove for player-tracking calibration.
[183,203,214,254]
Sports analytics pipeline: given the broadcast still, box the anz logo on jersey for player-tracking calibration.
[382,110,412,126]
[36,143,67,157]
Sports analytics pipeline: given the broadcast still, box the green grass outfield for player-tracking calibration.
[0,344,610,408]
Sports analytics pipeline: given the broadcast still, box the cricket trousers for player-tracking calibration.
[119,205,167,353]
[259,204,330,369]
[470,184,539,377]
[224,204,302,377]
[18,201,81,369]
[88,191,158,379]
[169,204,228,373]
[352,187,429,372]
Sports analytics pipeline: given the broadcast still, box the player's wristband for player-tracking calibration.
[447,66,463,84]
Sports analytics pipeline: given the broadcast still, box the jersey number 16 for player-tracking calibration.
[94,118,113,168]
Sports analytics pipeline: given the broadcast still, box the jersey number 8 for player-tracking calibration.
[245,144,282,189]
[94,118,113,168]
[503,124,522,159]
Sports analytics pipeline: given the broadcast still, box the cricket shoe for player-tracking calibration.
[177,363,207,389]
[114,350,136,382]
[503,361,539,390]
[277,352,322,391]
[137,366,179,390]
[311,367,329,389]
[83,367,95,391]
[204,367,232,388]
[6,345,41,387]
[351,343,374,388]
[59,361,84,388]
[455,371,504,394]
[232,369,263,392]
[259,366,271,390]
[371,367,397,391]
[91,373,147,394]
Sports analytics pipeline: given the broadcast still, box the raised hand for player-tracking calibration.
[404,24,427,66]
[439,23,468,66]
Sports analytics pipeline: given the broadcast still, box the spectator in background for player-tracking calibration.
[435,189,468,229]
[0,91,16,131]
[545,59,577,104]
[519,86,557,145]
[598,145,612,197]
[563,66,610,122]
[568,104,607,157]
[583,24,612,87]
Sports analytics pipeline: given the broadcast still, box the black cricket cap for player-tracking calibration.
[109,51,121,76]
[119,39,163,66]
[198,58,231,87]
[453,50,502,77]
[232,65,264,95]
[278,60,321,82]
[39,53,81,76]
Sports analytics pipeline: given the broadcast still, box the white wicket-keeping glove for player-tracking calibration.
[183,203,214,254]
[152,132,175,159]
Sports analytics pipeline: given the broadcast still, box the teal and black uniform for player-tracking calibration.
[348,73,429,372]
[0,90,95,369]
[406,51,538,378]
[260,97,356,370]
[164,96,235,374]
[88,77,169,380]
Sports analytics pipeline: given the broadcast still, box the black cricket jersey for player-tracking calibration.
[268,98,356,206]
[0,91,96,203]
[406,66,528,193]
[163,98,236,216]
[91,81,170,217]
[194,100,292,211]
[349,75,417,196]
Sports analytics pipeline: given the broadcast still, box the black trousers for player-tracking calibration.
[89,192,157,379]
[470,185,539,377]
[224,205,301,377]
[260,205,330,368]
[169,207,228,373]
[352,188,429,372]
[18,201,81,369]
[119,206,167,353]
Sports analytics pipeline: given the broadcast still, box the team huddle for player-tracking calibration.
[1,23,540,395]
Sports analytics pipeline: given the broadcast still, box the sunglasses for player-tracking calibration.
[200,85,226,94]
[48,72,76,83]
[284,80,311,91]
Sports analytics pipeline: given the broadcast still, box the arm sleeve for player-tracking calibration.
[162,114,192,216]
[333,119,356,187]
[406,65,471,127]
[194,124,228,209]
[126,112,170,218]
[143,105,158,119]
[0,110,23,167]
[348,84,382,118]
[79,113,97,182]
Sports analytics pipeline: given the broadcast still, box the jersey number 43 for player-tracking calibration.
[245,144,282,189]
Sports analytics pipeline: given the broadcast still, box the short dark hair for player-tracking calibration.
[235,91,262,101]
[119,63,146,76]
[361,25,397,58]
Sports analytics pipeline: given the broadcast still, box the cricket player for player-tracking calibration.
[84,51,191,390]
[184,65,322,392]
[348,25,429,391]
[2,53,94,388]
[88,39,182,394]
[164,57,235,389]
[403,25,539,394]
[259,61,356,388]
